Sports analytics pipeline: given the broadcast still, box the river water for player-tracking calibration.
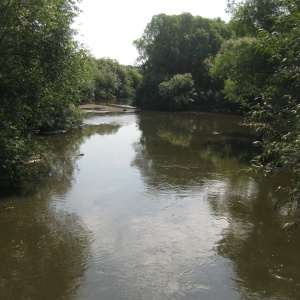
[1,110,300,299]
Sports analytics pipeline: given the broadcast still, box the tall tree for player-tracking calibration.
[133,13,232,110]
[211,0,288,110]
[0,0,91,190]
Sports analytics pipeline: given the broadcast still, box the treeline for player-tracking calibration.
[133,0,300,226]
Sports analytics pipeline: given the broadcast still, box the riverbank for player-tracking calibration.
[79,103,243,116]
[79,103,138,113]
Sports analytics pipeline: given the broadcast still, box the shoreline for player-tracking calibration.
[79,103,138,113]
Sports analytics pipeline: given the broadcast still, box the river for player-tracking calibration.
[1,110,300,299]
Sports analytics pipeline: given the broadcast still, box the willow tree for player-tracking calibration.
[0,0,91,190]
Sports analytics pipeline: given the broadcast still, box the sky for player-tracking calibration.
[74,0,231,66]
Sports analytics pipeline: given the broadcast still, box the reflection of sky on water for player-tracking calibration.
[83,111,137,126]
[2,112,299,299]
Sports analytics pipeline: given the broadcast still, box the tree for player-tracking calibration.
[249,0,300,229]
[0,0,91,190]
[133,13,232,110]
[210,0,300,227]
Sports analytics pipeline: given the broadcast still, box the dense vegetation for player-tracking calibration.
[0,0,91,190]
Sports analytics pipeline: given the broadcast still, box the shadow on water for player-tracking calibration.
[214,173,300,300]
[0,206,89,300]
[0,119,121,299]
[0,168,90,300]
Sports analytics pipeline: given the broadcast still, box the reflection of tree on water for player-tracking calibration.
[157,114,195,147]
[0,195,90,299]
[131,111,300,299]
[132,111,256,188]
[33,123,121,196]
[0,122,120,299]
[213,174,300,300]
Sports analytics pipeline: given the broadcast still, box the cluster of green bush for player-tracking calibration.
[0,0,91,190]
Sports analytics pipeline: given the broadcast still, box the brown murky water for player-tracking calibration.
[1,111,300,299]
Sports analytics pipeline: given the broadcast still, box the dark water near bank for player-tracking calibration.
[1,111,300,299]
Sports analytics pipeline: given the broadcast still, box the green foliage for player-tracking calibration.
[249,2,300,166]
[211,0,300,226]
[210,37,276,108]
[89,58,142,102]
[133,13,233,110]
[247,0,300,226]
[227,0,283,37]
[0,0,91,190]
[158,73,195,111]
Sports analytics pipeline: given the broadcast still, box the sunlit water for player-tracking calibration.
[1,111,300,299]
